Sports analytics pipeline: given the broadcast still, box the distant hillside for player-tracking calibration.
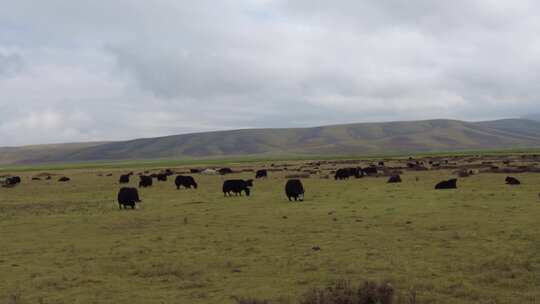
[523,113,540,121]
[2,119,540,165]
[0,142,108,165]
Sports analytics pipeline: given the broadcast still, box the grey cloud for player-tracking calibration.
[0,53,24,77]
[1,1,540,146]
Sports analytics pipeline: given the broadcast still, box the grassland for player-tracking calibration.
[1,159,539,303]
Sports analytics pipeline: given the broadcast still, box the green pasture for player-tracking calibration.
[0,161,539,303]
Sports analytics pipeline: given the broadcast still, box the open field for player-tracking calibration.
[1,156,540,303]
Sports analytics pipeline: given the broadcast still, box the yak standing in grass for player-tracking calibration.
[139,175,153,188]
[118,174,129,184]
[223,179,253,196]
[505,176,521,185]
[285,179,304,202]
[156,173,168,182]
[175,175,198,189]
[334,167,362,180]
[435,178,457,189]
[119,173,132,184]
[2,176,21,187]
[255,169,268,179]
[117,187,141,209]
[387,175,402,183]
[362,166,378,176]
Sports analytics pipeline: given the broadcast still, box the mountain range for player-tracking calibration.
[1,118,540,165]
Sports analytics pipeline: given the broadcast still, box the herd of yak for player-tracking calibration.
[115,169,307,209]
[1,155,533,210]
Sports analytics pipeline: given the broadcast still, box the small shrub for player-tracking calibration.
[299,280,405,304]
[234,297,271,304]
[234,280,415,304]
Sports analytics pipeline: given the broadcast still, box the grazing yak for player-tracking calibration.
[58,177,70,182]
[334,167,362,180]
[117,187,141,209]
[190,168,202,174]
[255,169,268,179]
[219,168,234,175]
[223,179,253,196]
[505,176,521,185]
[362,166,378,176]
[387,175,402,183]
[119,173,132,184]
[435,178,457,189]
[285,179,304,201]
[139,175,153,188]
[156,173,168,182]
[2,176,21,187]
[175,175,198,189]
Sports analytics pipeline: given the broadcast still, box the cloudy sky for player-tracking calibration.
[1,1,539,146]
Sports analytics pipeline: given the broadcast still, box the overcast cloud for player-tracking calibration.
[1,0,540,146]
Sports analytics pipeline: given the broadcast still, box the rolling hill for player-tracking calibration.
[1,119,540,165]
[523,113,540,121]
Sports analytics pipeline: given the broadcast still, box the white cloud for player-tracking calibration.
[1,0,539,146]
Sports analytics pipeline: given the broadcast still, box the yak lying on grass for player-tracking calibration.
[505,176,521,185]
[175,175,198,189]
[58,177,70,182]
[223,179,253,197]
[435,178,457,189]
[285,179,304,201]
[255,169,268,179]
[219,168,234,175]
[387,175,402,183]
[117,187,141,209]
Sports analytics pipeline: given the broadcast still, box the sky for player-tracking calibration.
[1,0,540,146]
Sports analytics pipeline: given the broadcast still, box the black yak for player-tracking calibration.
[219,168,234,175]
[223,179,253,196]
[119,173,132,184]
[362,166,378,176]
[175,175,198,189]
[285,179,304,201]
[139,175,153,188]
[2,176,21,187]
[334,167,362,180]
[156,173,168,182]
[387,175,402,183]
[435,178,457,189]
[505,176,521,185]
[255,169,268,179]
[117,187,140,209]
